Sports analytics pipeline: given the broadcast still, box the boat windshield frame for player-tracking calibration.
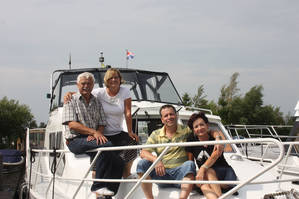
[48,67,183,111]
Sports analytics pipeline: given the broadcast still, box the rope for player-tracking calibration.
[50,147,57,199]
[263,189,299,199]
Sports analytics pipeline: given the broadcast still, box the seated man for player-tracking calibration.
[137,105,196,199]
[62,72,124,197]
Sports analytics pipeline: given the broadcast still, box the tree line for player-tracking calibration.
[181,72,294,125]
[0,96,46,148]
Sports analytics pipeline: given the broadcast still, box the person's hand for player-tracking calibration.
[213,144,224,157]
[63,92,75,104]
[196,167,206,186]
[86,135,95,142]
[214,143,224,152]
[93,131,108,145]
[128,132,139,142]
[155,161,166,176]
[214,133,225,153]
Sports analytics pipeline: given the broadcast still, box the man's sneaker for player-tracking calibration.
[93,187,114,196]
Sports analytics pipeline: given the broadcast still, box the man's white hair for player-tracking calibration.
[77,72,95,83]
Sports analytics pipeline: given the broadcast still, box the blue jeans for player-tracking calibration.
[67,136,124,194]
[137,159,196,188]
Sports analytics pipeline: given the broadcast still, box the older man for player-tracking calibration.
[62,72,124,197]
[137,104,196,199]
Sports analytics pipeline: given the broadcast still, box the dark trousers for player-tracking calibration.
[67,136,124,194]
[106,131,137,163]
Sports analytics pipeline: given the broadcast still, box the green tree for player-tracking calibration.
[218,72,240,107]
[284,112,295,125]
[207,100,219,115]
[192,85,209,108]
[241,85,283,124]
[242,85,264,124]
[218,72,240,124]
[39,122,47,128]
[217,73,285,125]
[0,96,35,148]
[182,72,287,126]
[257,105,284,125]
[182,93,192,107]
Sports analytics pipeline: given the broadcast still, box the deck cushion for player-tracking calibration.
[0,149,22,163]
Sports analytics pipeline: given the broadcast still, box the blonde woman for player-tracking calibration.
[92,68,138,178]
[64,68,138,178]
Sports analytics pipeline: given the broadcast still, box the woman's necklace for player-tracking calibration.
[106,88,119,104]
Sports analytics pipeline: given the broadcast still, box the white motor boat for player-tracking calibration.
[22,67,299,199]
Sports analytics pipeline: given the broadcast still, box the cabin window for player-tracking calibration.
[133,119,163,144]
[136,121,149,144]
[49,132,63,150]
[51,77,61,111]
[29,129,45,149]
[136,73,181,103]
[49,131,65,176]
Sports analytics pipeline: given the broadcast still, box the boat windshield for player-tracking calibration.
[49,68,182,110]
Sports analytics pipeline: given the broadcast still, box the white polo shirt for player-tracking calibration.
[92,86,130,136]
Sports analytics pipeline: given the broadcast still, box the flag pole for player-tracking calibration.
[126,49,128,68]
[68,53,72,69]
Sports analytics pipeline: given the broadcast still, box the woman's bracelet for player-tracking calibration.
[201,164,209,169]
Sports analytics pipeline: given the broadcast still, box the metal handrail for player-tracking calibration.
[27,138,286,199]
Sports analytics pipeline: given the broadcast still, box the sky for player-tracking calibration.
[0,0,298,124]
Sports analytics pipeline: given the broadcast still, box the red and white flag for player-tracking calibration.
[127,51,135,60]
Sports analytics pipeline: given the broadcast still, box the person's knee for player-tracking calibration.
[200,184,210,191]
[91,139,113,147]
[182,160,196,175]
[68,146,83,154]
[103,140,113,147]
[184,173,194,180]
[206,168,216,176]
[137,159,151,174]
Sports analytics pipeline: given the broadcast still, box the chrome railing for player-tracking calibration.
[25,131,292,199]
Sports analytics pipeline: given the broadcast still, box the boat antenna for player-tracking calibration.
[99,51,105,68]
[68,53,72,69]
